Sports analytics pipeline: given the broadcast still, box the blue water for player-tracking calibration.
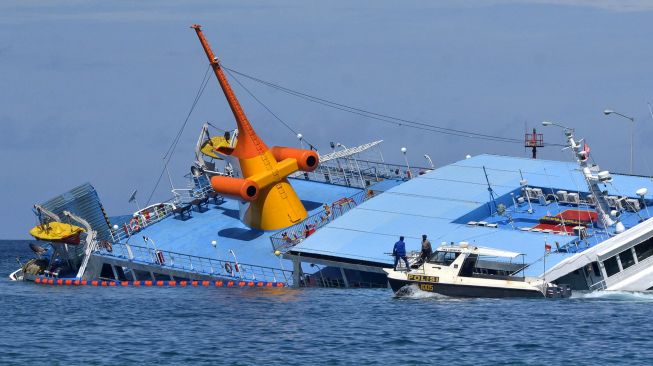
[2,240,653,365]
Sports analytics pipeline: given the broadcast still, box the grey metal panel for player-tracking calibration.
[39,183,112,241]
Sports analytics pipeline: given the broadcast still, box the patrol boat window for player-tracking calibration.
[458,254,478,277]
[429,251,460,266]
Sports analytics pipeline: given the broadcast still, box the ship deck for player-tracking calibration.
[128,178,364,270]
[290,154,653,276]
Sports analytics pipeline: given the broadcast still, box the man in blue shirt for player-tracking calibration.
[393,236,410,271]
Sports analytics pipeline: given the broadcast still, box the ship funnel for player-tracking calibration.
[191,25,320,230]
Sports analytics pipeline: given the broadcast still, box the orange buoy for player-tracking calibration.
[202,281,210,286]
[227,281,234,287]
[180,281,187,287]
[156,280,164,286]
[133,281,141,286]
[121,281,129,286]
[191,281,198,286]
[215,281,223,287]
[65,279,72,285]
[91,281,98,286]
[248,281,254,287]
[57,279,63,285]
[169,281,177,286]
[35,277,41,284]
[144,280,153,286]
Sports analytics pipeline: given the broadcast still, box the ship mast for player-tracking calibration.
[559,128,620,232]
[189,25,320,230]
[191,24,269,160]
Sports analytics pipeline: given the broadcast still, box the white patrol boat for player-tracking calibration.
[384,242,571,298]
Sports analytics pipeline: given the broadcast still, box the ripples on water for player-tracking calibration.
[2,240,653,365]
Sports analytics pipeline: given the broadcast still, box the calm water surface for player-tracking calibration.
[1,240,652,365]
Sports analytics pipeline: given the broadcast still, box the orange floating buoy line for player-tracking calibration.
[33,277,285,288]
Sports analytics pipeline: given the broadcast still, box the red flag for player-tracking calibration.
[545,243,552,252]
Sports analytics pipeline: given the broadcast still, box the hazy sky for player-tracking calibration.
[1,0,652,239]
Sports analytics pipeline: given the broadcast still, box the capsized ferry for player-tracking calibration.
[385,242,571,298]
[9,25,411,288]
[10,25,653,295]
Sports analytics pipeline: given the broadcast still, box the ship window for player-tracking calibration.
[429,251,460,266]
[619,249,636,270]
[458,254,478,277]
[635,238,653,262]
[603,257,620,277]
[591,262,601,276]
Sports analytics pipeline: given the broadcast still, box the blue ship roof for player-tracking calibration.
[132,178,362,269]
[292,154,653,276]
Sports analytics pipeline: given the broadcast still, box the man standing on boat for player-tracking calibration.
[420,234,432,264]
[393,236,410,271]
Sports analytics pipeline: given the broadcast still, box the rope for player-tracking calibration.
[223,67,317,150]
[145,65,212,206]
[223,65,565,147]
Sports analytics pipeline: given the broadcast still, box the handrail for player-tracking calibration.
[109,203,176,243]
[291,157,430,188]
[96,242,293,285]
[270,189,373,252]
[109,183,220,243]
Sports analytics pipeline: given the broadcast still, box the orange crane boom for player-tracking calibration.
[191,24,269,159]
[190,24,319,231]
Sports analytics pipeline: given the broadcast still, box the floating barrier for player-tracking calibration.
[33,277,285,288]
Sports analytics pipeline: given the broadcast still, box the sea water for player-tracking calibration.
[1,240,652,365]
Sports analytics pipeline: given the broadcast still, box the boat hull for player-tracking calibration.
[388,277,545,298]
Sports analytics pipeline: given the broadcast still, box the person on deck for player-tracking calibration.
[393,236,410,271]
[420,234,432,264]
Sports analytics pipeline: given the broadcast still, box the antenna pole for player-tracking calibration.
[165,165,175,190]
[483,166,498,215]
[564,129,615,229]
[524,127,544,159]
[543,240,547,283]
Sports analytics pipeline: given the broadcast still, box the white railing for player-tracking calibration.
[109,182,222,243]
[97,242,292,284]
[109,203,176,243]
[172,183,215,205]
[270,189,372,252]
[292,158,429,188]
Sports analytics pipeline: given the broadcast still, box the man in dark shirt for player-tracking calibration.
[393,236,410,271]
[420,234,432,264]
